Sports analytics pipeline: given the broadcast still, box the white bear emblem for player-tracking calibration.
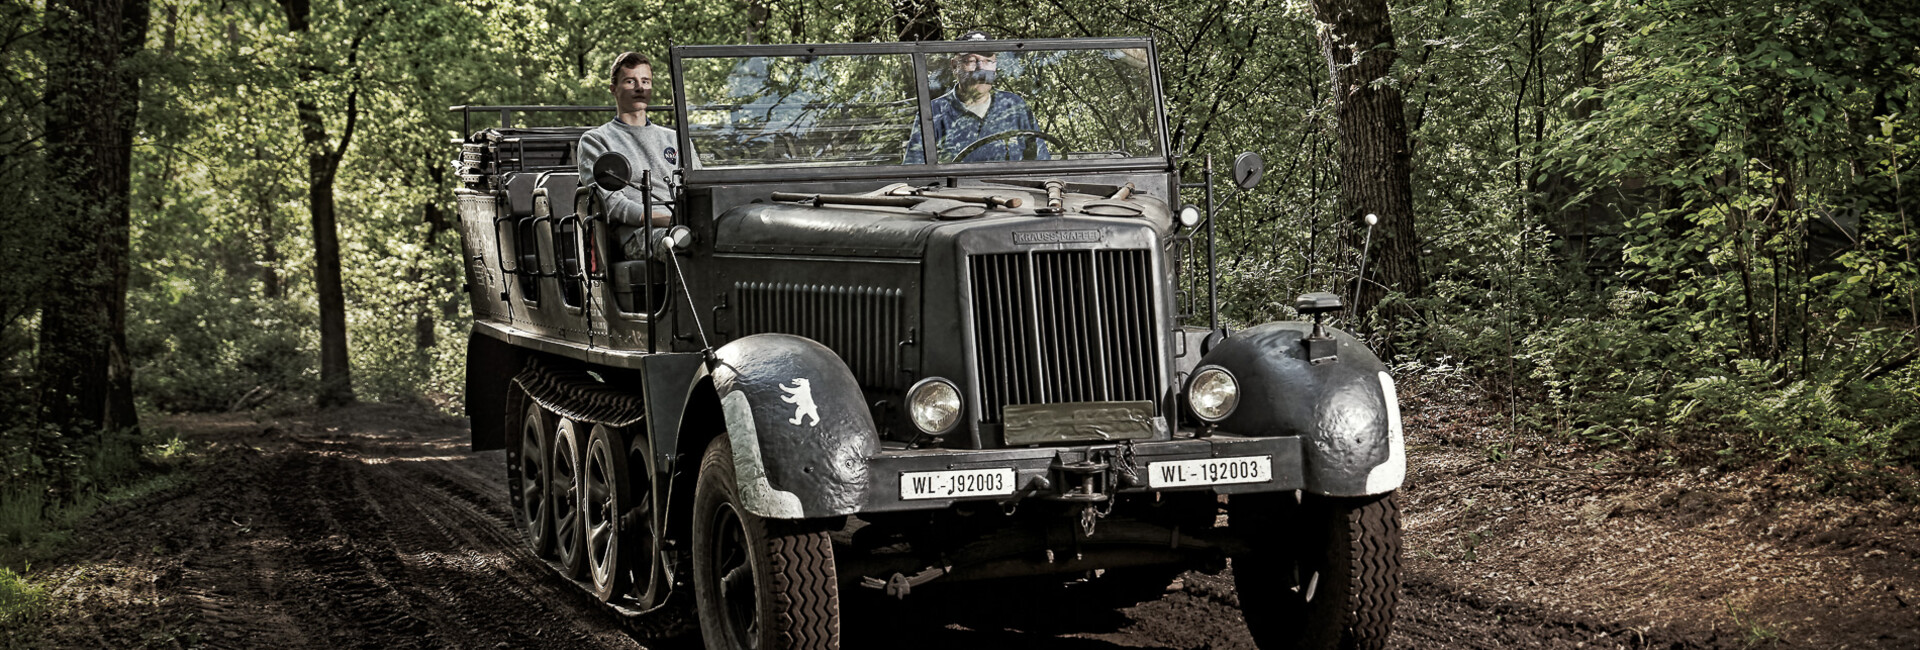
[779,378,819,427]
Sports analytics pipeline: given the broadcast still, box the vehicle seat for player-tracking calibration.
[536,171,584,307]
[501,172,541,300]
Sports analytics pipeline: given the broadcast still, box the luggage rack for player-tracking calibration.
[449,105,678,188]
[448,104,675,132]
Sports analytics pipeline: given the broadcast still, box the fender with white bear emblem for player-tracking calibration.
[707,333,879,519]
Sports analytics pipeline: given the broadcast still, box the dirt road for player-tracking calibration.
[11,400,1916,649]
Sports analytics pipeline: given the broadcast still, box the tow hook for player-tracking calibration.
[1047,444,1141,536]
[859,565,949,599]
[999,475,1052,515]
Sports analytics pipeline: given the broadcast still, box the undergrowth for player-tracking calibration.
[0,565,44,626]
[0,420,200,624]
[1390,275,1919,497]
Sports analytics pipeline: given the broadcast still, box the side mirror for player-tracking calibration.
[592,152,631,192]
[1232,152,1263,190]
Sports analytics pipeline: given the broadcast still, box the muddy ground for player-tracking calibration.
[6,384,1917,649]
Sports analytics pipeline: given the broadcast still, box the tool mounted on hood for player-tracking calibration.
[771,187,1023,211]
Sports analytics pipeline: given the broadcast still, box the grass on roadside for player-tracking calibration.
[0,565,46,626]
[0,425,202,627]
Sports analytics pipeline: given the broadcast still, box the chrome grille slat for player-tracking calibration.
[968,249,1157,424]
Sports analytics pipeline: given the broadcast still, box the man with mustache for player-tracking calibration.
[578,51,678,259]
[905,31,1050,164]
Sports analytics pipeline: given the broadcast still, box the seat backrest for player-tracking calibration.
[501,172,538,217]
[537,172,580,220]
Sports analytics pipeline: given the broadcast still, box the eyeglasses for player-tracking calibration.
[953,54,996,69]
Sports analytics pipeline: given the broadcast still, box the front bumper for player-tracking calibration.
[857,433,1303,513]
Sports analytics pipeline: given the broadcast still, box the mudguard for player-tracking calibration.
[467,329,526,452]
[1200,322,1404,497]
[708,334,879,519]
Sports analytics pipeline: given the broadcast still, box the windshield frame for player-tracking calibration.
[669,37,1169,186]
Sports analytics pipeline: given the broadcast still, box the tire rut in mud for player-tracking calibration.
[97,406,1773,650]
[262,436,640,649]
[145,422,644,650]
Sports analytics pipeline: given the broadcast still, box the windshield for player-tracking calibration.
[678,44,1164,170]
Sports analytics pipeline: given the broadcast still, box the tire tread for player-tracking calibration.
[766,524,840,649]
[1231,492,1401,650]
[1339,494,1401,649]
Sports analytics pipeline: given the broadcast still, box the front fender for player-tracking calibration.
[1200,322,1404,496]
[708,334,879,519]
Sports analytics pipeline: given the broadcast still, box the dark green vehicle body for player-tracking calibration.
[451,36,1404,649]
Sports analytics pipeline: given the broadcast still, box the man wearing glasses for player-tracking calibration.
[905,32,1051,164]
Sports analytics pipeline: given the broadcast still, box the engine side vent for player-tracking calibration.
[736,282,905,390]
[968,249,1158,423]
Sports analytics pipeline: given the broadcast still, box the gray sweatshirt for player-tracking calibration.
[576,118,680,229]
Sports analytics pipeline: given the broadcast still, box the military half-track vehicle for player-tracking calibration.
[451,37,1405,650]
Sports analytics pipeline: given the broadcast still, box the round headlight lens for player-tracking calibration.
[1187,366,1240,422]
[1179,206,1202,228]
[908,378,963,434]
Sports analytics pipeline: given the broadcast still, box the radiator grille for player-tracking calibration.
[968,250,1159,424]
[736,283,905,389]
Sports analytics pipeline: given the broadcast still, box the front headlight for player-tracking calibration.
[1186,366,1240,422]
[1178,206,1202,228]
[907,377,963,434]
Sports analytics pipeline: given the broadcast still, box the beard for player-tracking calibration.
[956,70,995,102]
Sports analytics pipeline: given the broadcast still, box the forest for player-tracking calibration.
[2,0,1916,539]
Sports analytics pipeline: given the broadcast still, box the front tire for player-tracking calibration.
[692,436,840,650]
[1231,492,1401,650]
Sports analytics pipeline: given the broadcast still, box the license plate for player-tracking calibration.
[1148,456,1272,488]
[899,468,1017,500]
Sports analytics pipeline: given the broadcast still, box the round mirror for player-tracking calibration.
[1232,152,1264,190]
[591,153,631,192]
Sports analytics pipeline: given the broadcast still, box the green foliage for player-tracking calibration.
[128,263,316,412]
[0,426,194,565]
[1,0,1911,491]
[0,565,45,626]
[1361,0,1920,482]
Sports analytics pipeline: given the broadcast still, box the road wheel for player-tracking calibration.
[550,418,588,578]
[1231,492,1401,650]
[512,401,555,557]
[584,423,644,602]
[692,436,840,650]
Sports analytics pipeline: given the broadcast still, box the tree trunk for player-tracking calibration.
[414,172,451,354]
[744,0,770,43]
[279,0,363,407]
[1537,27,1606,272]
[1310,0,1425,340]
[891,0,942,41]
[35,0,150,442]
[306,144,353,405]
[259,196,282,299]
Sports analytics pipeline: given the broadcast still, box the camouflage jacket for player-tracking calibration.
[904,90,1049,164]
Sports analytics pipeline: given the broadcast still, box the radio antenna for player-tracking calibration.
[1352,213,1378,312]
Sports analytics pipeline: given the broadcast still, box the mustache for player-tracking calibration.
[963,70,997,85]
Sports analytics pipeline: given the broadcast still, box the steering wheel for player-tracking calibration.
[951,129,1066,162]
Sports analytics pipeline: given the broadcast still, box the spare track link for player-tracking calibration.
[513,358,647,428]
